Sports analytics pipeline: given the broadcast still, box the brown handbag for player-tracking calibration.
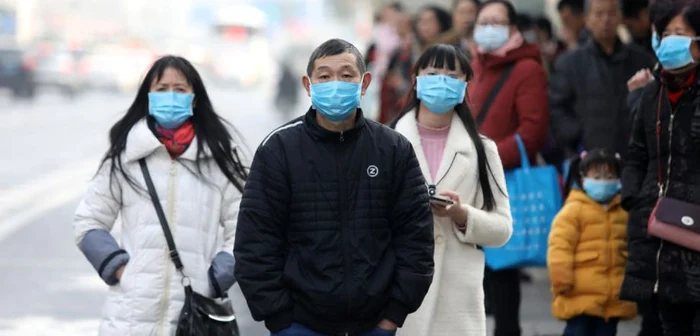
[647,88,700,252]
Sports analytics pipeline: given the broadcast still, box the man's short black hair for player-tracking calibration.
[558,0,585,14]
[516,13,534,31]
[584,0,621,13]
[387,2,403,11]
[621,0,649,18]
[306,39,366,77]
[535,17,554,38]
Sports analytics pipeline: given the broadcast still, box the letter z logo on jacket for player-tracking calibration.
[367,165,379,177]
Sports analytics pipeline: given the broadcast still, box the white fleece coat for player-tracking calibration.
[394,111,512,336]
[73,119,241,336]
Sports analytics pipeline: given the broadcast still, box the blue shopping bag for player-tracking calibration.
[484,134,563,270]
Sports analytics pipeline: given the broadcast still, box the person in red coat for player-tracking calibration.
[468,3,549,170]
[467,1,550,336]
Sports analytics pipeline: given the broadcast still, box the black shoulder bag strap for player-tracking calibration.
[476,62,516,126]
[139,159,185,272]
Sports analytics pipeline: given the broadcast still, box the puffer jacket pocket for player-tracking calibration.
[574,251,600,264]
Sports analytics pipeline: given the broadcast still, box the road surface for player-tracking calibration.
[0,86,643,336]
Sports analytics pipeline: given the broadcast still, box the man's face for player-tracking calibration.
[559,7,585,36]
[453,0,479,35]
[302,53,371,96]
[623,9,650,39]
[382,6,400,25]
[395,14,413,38]
[586,0,622,42]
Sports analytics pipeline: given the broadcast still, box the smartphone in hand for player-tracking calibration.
[430,196,454,206]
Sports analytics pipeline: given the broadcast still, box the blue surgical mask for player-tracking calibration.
[310,80,362,122]
[474,25,510,51]
[417,75,467,114]
[523,30,538,44]
[582,178,621,203]
[653,34,700,71]
[651,32,661,51]
[148,92,194,129]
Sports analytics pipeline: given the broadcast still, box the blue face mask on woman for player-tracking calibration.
[474,25,510,51]
[416,75,468,114]
[148,92,194,129]
[582,178,621,203]
[310,79,362,122]
[652,32,700,70]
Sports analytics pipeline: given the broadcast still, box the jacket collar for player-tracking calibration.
[585,38,628,63]
[124,118,212,163]
[303,107,367,143]
[395,110,475,185]
[568,189,622,209]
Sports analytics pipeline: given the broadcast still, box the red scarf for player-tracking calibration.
[662,69,697,106]
[155,121,195,159]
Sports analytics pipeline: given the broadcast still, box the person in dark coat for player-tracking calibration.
[557,0,591,49]
[621,0,655,56]
[550,0,656,159]
[621,1,700,335]
[234,38,435,336]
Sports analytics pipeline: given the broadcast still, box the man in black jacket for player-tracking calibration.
[550,0,656,159]
[234,38,435,336]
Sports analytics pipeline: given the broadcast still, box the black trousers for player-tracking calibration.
[658,299,700,336]
[484,267,521,336]
[637,296,663,336]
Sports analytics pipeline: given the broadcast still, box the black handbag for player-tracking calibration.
[139,159,240,336]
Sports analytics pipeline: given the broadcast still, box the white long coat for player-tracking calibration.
[394,111,513,336]
[73,119,241,336]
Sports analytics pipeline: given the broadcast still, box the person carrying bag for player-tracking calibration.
[140,159,240,336]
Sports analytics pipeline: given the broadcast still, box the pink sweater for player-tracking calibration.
[417,123,450,181]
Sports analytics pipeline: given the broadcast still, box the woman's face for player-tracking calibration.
[417,10,442,43]
[660,14,700,71]
[475,3,515,36]
[150,67,194,94]
[453,0,479,36]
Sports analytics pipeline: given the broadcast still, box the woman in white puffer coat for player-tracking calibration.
[73,55,248,336]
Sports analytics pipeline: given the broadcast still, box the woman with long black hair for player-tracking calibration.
[72,55,247,335]
[391,44,512,336]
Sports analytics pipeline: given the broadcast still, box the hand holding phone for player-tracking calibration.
[429,190,468,226]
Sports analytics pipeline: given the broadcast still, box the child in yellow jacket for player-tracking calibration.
[547,148,637,336]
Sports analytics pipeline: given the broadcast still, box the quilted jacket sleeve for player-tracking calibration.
[385,137,435,327]
[73,161,129,286]
[549,53,582,154]
[233,144,292,332]
[547,202,580,294]
[621,92,650,211]
[454,140,513,247]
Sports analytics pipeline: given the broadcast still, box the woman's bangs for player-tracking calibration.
[415,45,471,78]
[417,47,458,72]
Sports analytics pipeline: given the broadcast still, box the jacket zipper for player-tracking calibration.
[606,208,612,319]
[336,136,352,331]
[157,161,178,335]
[654,108,675,294]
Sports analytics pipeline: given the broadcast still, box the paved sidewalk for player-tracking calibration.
[486,269,641,336]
